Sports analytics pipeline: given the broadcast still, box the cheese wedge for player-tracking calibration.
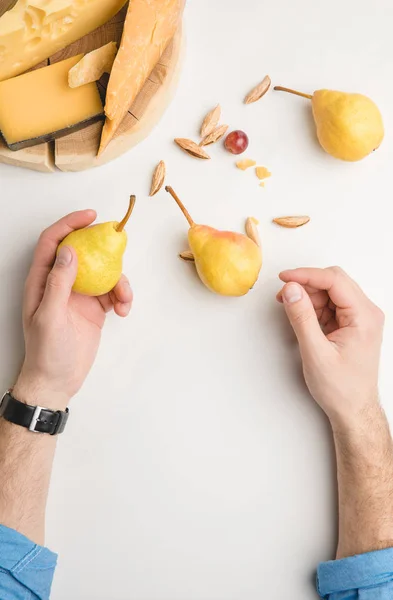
[0,55,104,150]
[68,42,118,88]
[0,0,127,82]
[98,0,183,155]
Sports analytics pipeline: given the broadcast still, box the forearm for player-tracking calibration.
[0,380,62,546]
[333,402,393,559]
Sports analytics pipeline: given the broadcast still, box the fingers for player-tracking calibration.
[40,246,78,312]
[25,210,97,320]
[97,275,133,317]
[281,282,327,354]
[279,267,367,311]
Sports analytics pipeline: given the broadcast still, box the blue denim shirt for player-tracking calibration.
[1,524,393,599]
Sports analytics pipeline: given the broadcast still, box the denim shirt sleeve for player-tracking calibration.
[0,524,57,600]
[317,547,393,599]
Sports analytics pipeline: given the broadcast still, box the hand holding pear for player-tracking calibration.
[57,195,135,296]
[274,85,384,161]
[166,187,262,297]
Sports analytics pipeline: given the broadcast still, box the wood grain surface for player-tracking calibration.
[0,4,183,173]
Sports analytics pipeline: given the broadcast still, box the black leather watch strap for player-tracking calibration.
[0,391,69,435]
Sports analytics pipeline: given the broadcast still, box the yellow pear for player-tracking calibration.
[57,195,135,296]
[274,85,384,161]
[166,187,262,297]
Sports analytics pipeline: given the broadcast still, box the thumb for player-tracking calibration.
[42,246,77,311]
[282,282,326,353]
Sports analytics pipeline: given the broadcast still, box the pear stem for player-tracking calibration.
[274,86,313,100]
[165,186,194,226]
[116,195,136,232]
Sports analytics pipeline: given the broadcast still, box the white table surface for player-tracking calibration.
[0,1,392,598]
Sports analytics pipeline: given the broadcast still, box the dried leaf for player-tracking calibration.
[273,216,310,228]
[255,166,271,180]
[179,250,195,262]
[236,159,256,170]
[149,160,166,196]
[245,217,261,247]
[244,75,271,104]
[174,138,211,159]
[200,104,221,137]
[200,124,228,146]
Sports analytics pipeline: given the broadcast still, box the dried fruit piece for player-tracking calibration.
[245,217,261,247]
[68,42,117,88]
[255,166,271,180]
[179,250,195,262]
[149,160,166,196]
[224,130,249,154]
[273,216,310,228]
[259,182,265,188]
[236,158,256,170]
[200,104,221,137]
[200,124,228,146]
[244,75,271,104]
[174,138,210,159]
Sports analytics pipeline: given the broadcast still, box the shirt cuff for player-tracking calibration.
[317,547,393,599]
[0,524,57,600]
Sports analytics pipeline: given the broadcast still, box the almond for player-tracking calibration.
[200,124,228,146]
[244,75,271,104]
[149,160,166,196]
[179,250,195,262]
[245,217,261,247]
[273,216,310,228]
[236,158,256,170]
[200,104,221,137]
[174,138,211,159]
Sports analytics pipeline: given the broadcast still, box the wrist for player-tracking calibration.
[13,374,71,411]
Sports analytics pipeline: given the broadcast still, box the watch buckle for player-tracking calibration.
[29,406,44,432]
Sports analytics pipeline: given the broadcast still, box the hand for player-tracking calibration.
[277,267,384,426]
[13,210,133,410]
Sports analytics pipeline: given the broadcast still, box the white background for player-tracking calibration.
[0,0,392,598]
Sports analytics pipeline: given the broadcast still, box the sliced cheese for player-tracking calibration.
[68,42,117,88]
[99,0,183,155]
[0,55,104,150]
[0,0,127,82]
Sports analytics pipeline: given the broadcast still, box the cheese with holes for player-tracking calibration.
[0,0,127,82]
[0,55,104,150]
[99,0,183,154]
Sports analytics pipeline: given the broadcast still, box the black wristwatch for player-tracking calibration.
[0,391,69,435]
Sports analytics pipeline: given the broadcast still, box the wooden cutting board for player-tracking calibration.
[0,5,183,173]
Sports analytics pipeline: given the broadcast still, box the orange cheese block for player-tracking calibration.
[0,55,104,151]
[98,0,183,155]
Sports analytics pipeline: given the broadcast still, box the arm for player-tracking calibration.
[0,210,132,596]
[277,267,393,596]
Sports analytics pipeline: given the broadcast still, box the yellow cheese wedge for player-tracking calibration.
[0,55,104,150]
[98,0,183,155]
[0,0,127,82]
[68,42,118,88]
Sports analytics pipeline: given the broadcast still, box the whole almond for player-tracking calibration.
[179,250,195,262]
[273,216,310,228]
[244,75,271,104]
[200,124,228,146]
[200,104,221,137]
[149,160,166,196]
[245,217,261,247]
[174,138,210,159]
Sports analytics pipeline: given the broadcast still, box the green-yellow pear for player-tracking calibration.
[166,187,262,297]
[57,195,135,296]
[274,85,384,161]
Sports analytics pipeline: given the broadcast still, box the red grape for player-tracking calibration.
[224,130,249,154]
